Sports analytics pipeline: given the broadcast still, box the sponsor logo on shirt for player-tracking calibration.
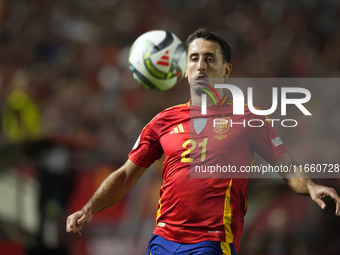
[170,124,185,134]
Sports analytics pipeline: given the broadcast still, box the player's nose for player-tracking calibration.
[197,58,206,72]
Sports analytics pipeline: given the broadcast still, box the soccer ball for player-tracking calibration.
[129,30,187,90]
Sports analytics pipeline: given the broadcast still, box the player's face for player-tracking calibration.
[185,38,232,87]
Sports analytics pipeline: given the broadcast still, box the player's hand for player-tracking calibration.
[307,182,340,216]
[66,209,93,236]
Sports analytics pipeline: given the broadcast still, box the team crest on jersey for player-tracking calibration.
[214,117,230,134]
[213,117,230,140]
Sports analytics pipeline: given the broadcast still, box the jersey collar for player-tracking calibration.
[185,94,228,108]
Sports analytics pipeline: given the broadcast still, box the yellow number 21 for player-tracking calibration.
[181,138,208,163]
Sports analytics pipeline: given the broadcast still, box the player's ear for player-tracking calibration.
[223,63,232,78]
[185,66,188,78]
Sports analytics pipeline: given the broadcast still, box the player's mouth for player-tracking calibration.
[195,73,208,83]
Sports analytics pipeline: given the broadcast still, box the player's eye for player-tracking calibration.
[207,57,214,62]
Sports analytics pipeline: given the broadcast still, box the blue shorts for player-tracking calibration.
[146,234,237,255]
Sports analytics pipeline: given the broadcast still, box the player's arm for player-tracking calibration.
[273,153,340,216]
[66,159,147,236]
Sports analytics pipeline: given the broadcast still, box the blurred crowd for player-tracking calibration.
[0,0,339,255]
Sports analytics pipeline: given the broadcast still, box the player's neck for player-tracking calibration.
[190,90,225,107]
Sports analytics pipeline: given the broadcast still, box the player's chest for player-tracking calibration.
[159,115,250,160]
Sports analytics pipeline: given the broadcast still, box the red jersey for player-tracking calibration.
[129,97,287,253]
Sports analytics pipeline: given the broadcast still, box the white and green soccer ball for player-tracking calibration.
[129,30,187,90]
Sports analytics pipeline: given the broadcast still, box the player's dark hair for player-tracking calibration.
[185,28,231,63]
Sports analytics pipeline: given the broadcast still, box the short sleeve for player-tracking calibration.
[129,114,164,168]
[247,115,288,164]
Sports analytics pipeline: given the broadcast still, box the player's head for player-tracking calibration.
[184,28,232,89]
[185,28,232,64]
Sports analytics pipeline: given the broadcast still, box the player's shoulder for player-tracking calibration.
[162,102,190,112]
[147,102,189,124]
[158,102,189,117]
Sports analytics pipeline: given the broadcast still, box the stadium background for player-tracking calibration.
[0,0,339,254]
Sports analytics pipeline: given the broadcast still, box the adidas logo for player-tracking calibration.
[156,50,170,67]
[170,124,184,134]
